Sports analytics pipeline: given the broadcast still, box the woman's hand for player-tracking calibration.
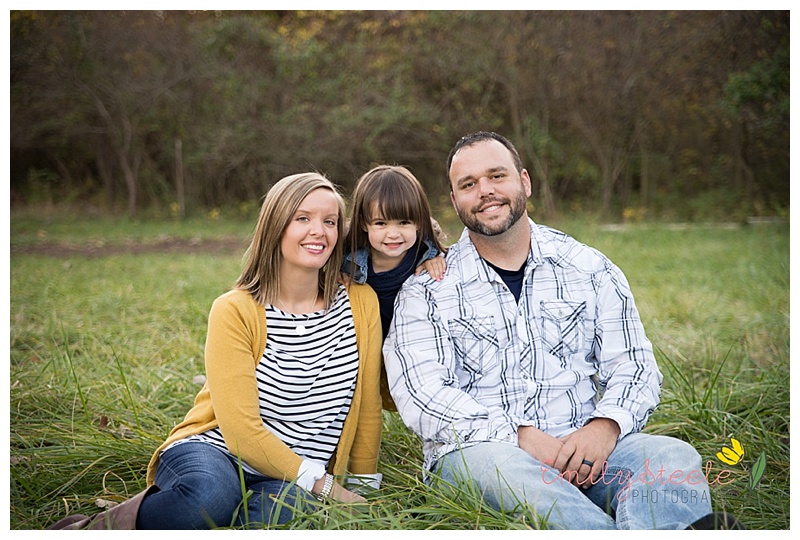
[312,475,366,504]
[329,482,366,504]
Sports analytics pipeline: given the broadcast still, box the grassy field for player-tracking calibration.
[8,209,790,529]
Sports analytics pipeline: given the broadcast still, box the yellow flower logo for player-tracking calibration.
[716,437,744,466]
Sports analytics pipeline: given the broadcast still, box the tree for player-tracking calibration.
[11,11,204,216]
[10,10,789,220]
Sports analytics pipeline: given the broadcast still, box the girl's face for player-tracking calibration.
[280,188,339,275]
[365,204,418,271]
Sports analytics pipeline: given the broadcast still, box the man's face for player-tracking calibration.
[449,139,531,237]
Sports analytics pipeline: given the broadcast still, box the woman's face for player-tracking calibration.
[280,188,340,275]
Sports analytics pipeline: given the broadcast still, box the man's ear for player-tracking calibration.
[521,169,532,198]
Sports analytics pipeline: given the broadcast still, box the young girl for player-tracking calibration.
[342,165,447,409]
[344,165,447,337]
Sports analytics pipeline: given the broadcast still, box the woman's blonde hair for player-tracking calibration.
[235,172,346,308]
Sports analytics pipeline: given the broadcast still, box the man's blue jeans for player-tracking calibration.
[136,442,313,529]
[433,433,712,529]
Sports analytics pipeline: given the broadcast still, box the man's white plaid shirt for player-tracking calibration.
[384,219,662,473]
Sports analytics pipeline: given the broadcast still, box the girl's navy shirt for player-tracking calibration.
[367,243,421,338]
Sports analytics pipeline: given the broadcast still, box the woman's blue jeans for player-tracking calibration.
[136,442,313,529]
[433,432,712,529]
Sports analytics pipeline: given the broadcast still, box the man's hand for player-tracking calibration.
[517,425,565,470]
[554,418,620,489]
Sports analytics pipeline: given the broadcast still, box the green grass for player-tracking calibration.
[8,211,790,529]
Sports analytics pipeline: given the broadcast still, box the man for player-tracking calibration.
[383,131,742,529]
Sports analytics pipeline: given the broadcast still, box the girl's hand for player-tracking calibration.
[415,255,447,281]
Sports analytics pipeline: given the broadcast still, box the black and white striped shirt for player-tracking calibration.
[178,285,359,477]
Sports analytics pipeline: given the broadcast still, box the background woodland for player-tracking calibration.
[10,10,789,221]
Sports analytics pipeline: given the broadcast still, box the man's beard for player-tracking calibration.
[456,190,528,237]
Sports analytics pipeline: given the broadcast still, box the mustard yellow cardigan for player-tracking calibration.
[146,284,384,487]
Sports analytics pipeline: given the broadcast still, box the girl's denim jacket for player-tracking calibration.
[342,238,439,285]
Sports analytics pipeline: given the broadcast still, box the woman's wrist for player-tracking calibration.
[314,473,334,501]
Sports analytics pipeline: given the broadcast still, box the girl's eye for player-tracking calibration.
[325,219,337,227]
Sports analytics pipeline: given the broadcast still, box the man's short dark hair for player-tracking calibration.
[445,131,524,190]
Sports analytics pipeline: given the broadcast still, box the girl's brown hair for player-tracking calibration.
[236,172,346,308]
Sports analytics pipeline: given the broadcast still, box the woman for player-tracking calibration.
[50,173,384,529]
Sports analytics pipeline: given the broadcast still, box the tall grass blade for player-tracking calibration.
[112,349,141,430]
[61,323,90,423]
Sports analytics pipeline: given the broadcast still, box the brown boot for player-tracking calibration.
[49,485,159,530]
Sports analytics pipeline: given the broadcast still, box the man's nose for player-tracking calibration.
[477,177,495,197]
